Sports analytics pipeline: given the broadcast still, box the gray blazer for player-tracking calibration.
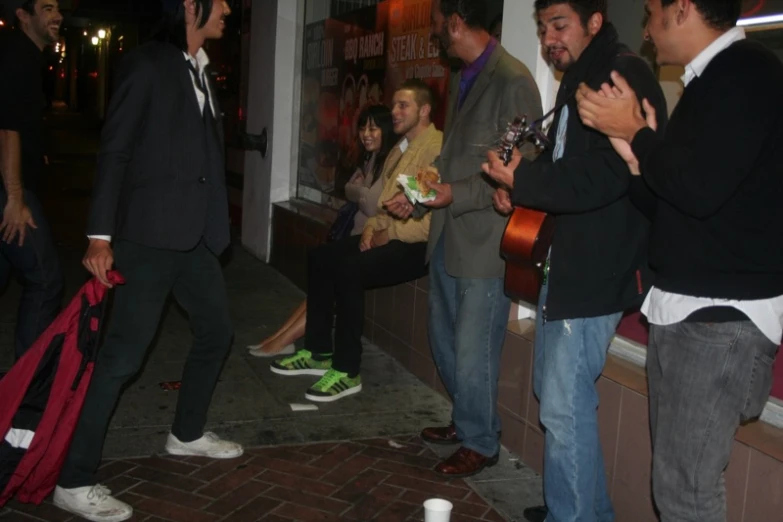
[427,45,543,279]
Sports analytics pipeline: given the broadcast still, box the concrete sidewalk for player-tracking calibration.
[0,108,542,521]
[0,244,542,521]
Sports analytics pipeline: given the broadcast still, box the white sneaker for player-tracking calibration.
[53,484,132,522]
[164,431,244,459]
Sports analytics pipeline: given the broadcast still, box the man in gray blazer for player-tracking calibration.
[386,0,542,477]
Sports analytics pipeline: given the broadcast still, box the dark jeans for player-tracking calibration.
[648,320,779,522]
[58,240,233,488]
[304,234,427,376]
[0,188,63,359]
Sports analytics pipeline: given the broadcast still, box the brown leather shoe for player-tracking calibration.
[420,423,461,445]
[434,447,499,478]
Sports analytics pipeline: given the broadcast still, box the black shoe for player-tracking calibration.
[523,505,548,522]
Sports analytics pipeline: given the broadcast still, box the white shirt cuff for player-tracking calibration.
[87,235,112,242]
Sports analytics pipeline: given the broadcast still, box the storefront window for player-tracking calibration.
[296,0,454,209]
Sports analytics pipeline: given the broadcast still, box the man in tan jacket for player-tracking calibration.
[271,79,442,403]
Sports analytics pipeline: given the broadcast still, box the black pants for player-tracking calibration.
[304,234,427,375]
[0,188,63,359]
[58,240,233,488]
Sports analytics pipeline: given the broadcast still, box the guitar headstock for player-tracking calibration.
[498,117,550,166]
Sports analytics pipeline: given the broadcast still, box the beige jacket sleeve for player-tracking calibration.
[365,127,443,243]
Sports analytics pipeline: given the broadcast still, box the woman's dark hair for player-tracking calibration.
[356,104,397,184]
[152,0,213,50]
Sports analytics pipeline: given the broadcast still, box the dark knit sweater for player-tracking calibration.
[511,24,667,320]
[632,39,783,299]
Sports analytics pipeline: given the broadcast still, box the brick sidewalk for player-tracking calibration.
[2,436,507,522]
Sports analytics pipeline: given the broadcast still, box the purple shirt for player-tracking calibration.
[457,38,498,110]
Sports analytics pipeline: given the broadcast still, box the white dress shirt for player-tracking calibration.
[88,48,215,243]
[184,48,217,117]
[641,26,783,345]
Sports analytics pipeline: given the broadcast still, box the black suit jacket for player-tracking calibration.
[87,41,230,254]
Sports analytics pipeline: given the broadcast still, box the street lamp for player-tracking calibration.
[91,36,99,46]
[98,29,106,39]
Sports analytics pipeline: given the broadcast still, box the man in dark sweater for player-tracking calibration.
[577,0,783,520]
[483,1,666,520]
[0,0,64,359]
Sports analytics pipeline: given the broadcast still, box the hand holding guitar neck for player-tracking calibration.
[498,116,549,166]
[485,117,549,189]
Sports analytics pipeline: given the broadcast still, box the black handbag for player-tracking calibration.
[327,202,360,243]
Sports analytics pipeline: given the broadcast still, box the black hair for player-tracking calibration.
[152,0,213,51]
[533,0,608,28]
[661,0,740,30]
[438,0,489,31]
[356,104,397,184]
[489,14,503,37]
[397,78,437,114]
[12,0,35,27]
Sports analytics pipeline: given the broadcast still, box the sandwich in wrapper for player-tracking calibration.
[397,166,441,204]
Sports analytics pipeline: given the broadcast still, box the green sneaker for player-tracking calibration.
[270,349,331,376]
[305,369,362,402]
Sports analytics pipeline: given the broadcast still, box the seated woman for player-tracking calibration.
[270,79,442,402]
[248,104,397,357]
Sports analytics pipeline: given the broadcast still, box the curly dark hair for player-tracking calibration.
[533,0,608,28]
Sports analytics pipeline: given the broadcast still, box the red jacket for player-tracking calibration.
[0,272,123,506]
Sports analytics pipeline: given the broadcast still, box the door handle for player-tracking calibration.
[239,128,268,158]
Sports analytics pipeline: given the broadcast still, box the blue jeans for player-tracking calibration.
[0,189,63,358]
[428,237,511,457]
[648,321,778,522]
[534,282,621,522]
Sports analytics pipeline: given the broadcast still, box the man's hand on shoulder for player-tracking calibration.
[1,197,37,246]
[578,79,659,176]
[576,71,650,142]
[84,238,115,288]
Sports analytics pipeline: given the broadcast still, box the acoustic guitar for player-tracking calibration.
[497,117,554,304]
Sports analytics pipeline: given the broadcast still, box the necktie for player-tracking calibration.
[187,61,211,119]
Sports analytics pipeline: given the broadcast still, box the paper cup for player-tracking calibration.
[423,498,453,522]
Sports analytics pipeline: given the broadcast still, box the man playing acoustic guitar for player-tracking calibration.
[483,1,666,521]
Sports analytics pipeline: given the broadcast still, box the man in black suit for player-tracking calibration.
[53,1,240,520]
